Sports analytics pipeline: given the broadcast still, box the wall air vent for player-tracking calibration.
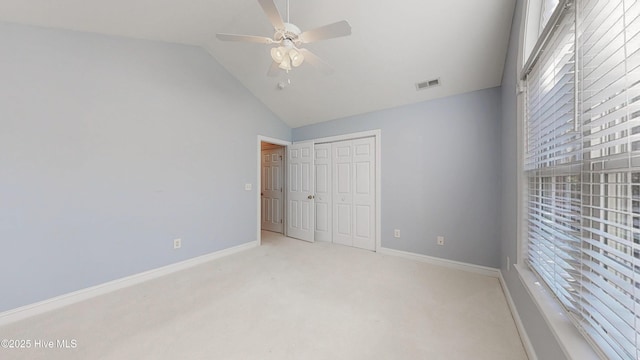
[415,78,441,91]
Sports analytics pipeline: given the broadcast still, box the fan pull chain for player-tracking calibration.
[277,78,291,90]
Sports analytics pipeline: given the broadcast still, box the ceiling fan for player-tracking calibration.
[216,0,351,76]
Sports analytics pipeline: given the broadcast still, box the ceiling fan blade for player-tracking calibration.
[298,49,334,75]
[216,33,274,44]
[267,61,280,77]
[258,0,285,30]
[299,20,352,43]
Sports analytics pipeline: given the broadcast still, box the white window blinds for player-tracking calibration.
[524,0,640,359]
[579,0,640,358]
[525,2,581,312]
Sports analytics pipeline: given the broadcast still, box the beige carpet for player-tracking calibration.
[0,231,527,359]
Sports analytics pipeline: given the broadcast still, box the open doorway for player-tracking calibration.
[256,136,291,245]
[260,141,285,234]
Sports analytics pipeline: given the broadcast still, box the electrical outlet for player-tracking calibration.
[437,236,445,245]
[245,183,252,191]
[394,229,401,238]
[173,238,181,249]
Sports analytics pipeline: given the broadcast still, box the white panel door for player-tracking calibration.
[332,138,375,250]
[314,144,332,242]
[261,148,284,233]
[287,142,315,242]
[351,138,375,250]
[332,141,353,246]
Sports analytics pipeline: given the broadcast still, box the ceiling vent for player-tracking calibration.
[415,78,441,91]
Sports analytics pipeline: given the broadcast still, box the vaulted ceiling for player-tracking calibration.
[0,0,515,127]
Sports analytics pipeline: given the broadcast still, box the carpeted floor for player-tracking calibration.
[0,231,527,359]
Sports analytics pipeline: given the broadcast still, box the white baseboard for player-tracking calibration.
[499,271,538,360]
[0,241,258,327]
[377,246,500,278]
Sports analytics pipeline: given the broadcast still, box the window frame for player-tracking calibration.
[514,1,607,359]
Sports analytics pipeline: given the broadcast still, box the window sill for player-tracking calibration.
[513,264,603,360]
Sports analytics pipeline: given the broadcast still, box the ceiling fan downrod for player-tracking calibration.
[286,0,290,23]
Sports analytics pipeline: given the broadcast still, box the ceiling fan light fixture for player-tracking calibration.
[289,49,304,67]
[278,56,292,71]
[270,46,286,63]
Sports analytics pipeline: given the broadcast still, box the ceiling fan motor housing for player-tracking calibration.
[275,23,302,43]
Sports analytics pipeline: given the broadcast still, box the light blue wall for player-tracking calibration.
[499,1,566,358]
[0,22,291,312]
[0,13,574,360]
[294,88,502,268]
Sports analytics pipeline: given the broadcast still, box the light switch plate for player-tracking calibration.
[245,183,252,191]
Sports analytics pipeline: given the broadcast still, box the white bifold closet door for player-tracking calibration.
[314,144,332,242]
[332,138,375,250]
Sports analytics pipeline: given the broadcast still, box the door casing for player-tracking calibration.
[261,146,284,233]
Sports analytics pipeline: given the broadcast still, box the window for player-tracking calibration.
[523,1,640,359]
[540,0,560,32]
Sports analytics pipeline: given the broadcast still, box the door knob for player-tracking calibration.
[308,195,315,199]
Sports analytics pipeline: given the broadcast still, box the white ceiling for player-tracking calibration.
[0,0,515,128]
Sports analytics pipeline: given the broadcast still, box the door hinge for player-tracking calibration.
[280,219,283,223]
[280,188,283,192]
[280,155,283,160]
